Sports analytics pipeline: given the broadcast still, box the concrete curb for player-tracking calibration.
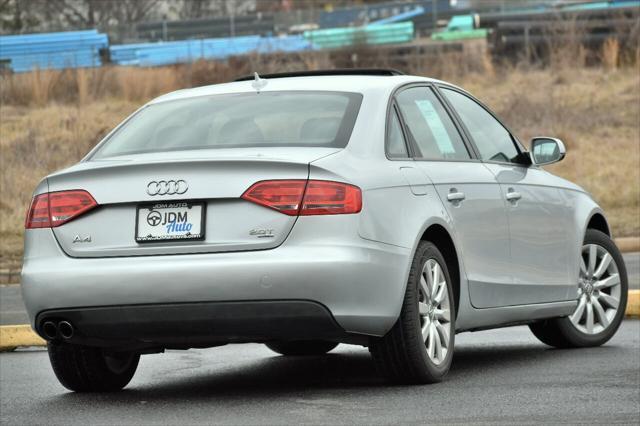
[616,237,640,253]
[627,289,640,318]
[0,325,45,352]
[1,290,639,351]
[0,270,21,285]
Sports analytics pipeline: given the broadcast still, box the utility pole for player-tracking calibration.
[432,0,438,31]
[162,18,167,41]
[229,0,236,38]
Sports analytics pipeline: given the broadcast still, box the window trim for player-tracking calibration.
[386,82,480,163]
[435,84,532,168]
[385,102,413,160]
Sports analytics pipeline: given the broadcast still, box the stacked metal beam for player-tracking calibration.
[303,22,415,50]
[109,35,314,67]
[0,30,108,73]
[473,1,640,59]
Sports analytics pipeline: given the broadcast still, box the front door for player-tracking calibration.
[439,86,573,306]
[484,163,574,303]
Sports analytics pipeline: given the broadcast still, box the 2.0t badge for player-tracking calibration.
[146,180,188,196]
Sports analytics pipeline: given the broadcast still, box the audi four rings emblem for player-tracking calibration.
[146,180,188,196]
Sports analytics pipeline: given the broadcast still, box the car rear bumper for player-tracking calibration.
[22,226,411,344]
[35,300,350,350]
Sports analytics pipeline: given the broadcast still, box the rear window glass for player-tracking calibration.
[92,91,363,159]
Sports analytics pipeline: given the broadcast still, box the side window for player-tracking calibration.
[387,106,409,158]
[441,88,520,163]
[395,87,470,160]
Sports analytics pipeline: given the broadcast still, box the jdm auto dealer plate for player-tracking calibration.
[136,202,205,242]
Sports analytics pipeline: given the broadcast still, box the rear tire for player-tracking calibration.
[265,340,338,356]
[369,241,455,384]
[48,341,139,392]
[529,229,628,348]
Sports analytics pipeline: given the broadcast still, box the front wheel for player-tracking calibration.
[369,241,455,384]
[530,229,628,348]
[48,341,139,392]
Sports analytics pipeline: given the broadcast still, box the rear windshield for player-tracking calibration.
[91,91,363,159]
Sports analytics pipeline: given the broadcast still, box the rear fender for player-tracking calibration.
[310,152,468,333]
[406,218,471,328]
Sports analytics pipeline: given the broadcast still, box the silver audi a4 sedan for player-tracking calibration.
[22,69,628,392]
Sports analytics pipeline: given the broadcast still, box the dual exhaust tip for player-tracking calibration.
[42,320,74,340]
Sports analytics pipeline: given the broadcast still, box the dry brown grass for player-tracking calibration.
[602,38,620,71]
[0,100,140,269]
[0,52,638,271]
[0,53,327,107]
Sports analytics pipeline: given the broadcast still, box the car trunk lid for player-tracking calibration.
[47,147,340,257]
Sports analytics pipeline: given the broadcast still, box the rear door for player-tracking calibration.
[439,86,573,305]
[393,85,513,307]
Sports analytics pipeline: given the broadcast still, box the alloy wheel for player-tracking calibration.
[418,259,452,365]
[570,244,622,334]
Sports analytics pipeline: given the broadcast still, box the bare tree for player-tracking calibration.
[0,0,259,34]
[45,0,160,28]
[174,1,230,20]
[172,0,257,20]
[0,0,42,33]
[111,0,162,25]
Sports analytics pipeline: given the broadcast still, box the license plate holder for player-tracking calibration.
[135,201,205,243]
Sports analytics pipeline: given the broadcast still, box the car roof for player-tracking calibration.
[233,68,405,80]
[149,73,456,105]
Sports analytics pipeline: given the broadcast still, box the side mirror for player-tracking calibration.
[530,137,566,166]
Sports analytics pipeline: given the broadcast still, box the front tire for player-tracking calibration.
[265,341,338,356]
[369,241,455,384]
[48,341,139,392]
[529,229,628,348]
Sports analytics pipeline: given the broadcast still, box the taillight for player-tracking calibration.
[24,194,51,228]
[25,190,97,229]
[301,180,362,215]
[241,180,362,216]
[240,180,306,215]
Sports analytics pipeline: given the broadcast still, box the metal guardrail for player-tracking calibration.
[136,14,275,41]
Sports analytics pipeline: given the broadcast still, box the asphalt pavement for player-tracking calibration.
[2,252,638,326]
[1,320,638,425]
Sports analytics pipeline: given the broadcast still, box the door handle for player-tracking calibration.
[447,190,466,202]
[506,188,522,202]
